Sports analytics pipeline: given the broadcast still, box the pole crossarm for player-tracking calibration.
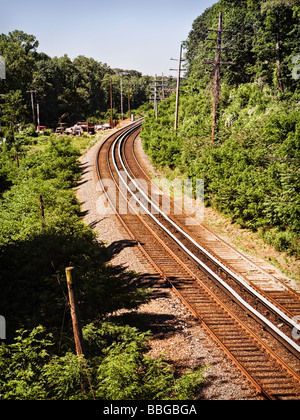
[203,61,236,65]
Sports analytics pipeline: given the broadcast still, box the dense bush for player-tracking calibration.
[141,0,299,257]
[141,83,300,256]
[0,324,206,400]
[0,134,206,400]
[0,136,151,337]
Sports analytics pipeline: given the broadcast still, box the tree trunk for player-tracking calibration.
[275,8,284,92]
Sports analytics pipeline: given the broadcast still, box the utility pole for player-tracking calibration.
[211,12,222,144]
[175,44,182,131]
[120,76,124,120]
[37,103,40,128]
[170,44,185,131]
[161,73,165,101]
[0,55,6,81]
[26,90,37,127]
[127,80,131,119]
[110,79,113,127]
[149,75,164,119]
[66,267,84,356]
[204,12,235,142]
[154,74,158,119]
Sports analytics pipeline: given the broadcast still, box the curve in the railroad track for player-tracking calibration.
[96,121,300,400]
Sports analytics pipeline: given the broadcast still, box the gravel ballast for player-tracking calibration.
[75,132,258,400]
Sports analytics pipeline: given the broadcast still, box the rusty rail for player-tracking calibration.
[96,123,300,400]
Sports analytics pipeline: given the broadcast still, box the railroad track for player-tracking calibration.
[96,122,300,400]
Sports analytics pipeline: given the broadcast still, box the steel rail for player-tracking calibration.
[119,127,300,332]
[97,126,278,398]
[128,130,300,306]
[113,124,300,358]
[96,123,300,399]
[125,131,300,340]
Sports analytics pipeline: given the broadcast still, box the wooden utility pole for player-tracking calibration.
[66,267,84,356]
[204,12,235,142]
[110,79,113,128]
[275,10,284,93]
[127,80,131,119]
[212,12,222,144]
[149,75,164,118]
[161,73,165,101]
[37,103,40,128]
[173,44,183,131]
[154,74,158,119]
[120,76,124,120]
[26,90,37,127]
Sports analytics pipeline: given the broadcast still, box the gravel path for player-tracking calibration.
[75,132,258,400]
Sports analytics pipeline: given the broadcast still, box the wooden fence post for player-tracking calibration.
[66,267,84,356]
[39,195,45,221]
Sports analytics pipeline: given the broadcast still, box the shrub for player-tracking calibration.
[0,324,206,400]
[140,83,300,256]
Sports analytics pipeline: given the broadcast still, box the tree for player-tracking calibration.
[185,0,300,91]
[73,56,113,120]
[260,0,298,91]
[0,31,38,93]
[30,56,63,127]
[1,90,27,145]
[0,29,152,127]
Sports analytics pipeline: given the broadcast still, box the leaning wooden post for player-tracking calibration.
[39,195,45,221]
[66,267,84,356]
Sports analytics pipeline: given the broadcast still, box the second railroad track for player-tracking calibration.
[96,121,300,400]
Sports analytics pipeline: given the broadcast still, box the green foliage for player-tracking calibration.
[0,136,150,342]
[86,322,202,401]
[141,80,300,255]
[0,326,53,400]
[0,90,27,146]
[0,30,38,93]
[0,137,81,245]
[0,30,153,129]
[43,352,88,400]
[0,132,206,401]
[185,0,300,91]
[0,323,206,400]
[141,0,300,255]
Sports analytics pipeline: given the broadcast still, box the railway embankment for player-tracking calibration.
[76,129,258,400]
[77,124,300,399]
